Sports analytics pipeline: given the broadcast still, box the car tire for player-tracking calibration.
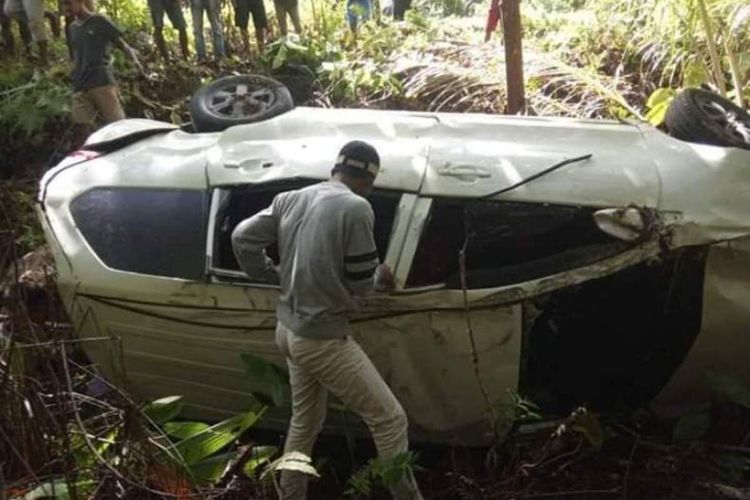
[665,88,750,150]
[190,74,294,132]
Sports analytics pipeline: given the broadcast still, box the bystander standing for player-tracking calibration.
[66,0,142,149]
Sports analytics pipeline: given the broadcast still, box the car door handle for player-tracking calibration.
[437,162,492,181]
[225,158,276,169]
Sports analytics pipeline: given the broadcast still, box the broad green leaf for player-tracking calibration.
[708,372,750,409]
[381,466,405,488]
[569,409,604,450]
[263,451,319,479]
[142,395,184,424]
[242,354,289,407]
[272,44,288,70]
[175,409,265,465]
[683,60,710,88]
[164,421,210,440]
[243,445,279,476]
[646,88,676,109]
[645,101,671,126]
[189,452,234,484]
[673,411,711,441]
[285,40,308,52]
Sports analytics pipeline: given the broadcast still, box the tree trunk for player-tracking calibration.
[501,0,525,114]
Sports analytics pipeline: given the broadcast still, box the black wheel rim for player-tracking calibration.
[206,82,277,119]
[697,97,750,145]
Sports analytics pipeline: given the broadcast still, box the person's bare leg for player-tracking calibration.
[178,28,189,59]
[154,27,168,60]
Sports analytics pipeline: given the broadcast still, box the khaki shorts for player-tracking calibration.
[71,85,126,125]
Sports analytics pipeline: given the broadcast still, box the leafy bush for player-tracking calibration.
[0,62,69,142]
[346,452,419,498]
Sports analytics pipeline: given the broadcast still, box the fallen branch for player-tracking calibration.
[0,82,37,98]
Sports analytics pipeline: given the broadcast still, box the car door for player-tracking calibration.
[202,109,436,429]
[338,114,661,442]
[202,181,425,429]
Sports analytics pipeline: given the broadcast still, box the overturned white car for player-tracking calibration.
[38,76,750,444]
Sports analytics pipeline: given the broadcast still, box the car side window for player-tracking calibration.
[70,188,207,280]
[211,181,400,279]
[406,198,627,289]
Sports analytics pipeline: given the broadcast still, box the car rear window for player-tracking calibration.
[71,188,207,279]
[212,181,399,275]
[406,199,626,289]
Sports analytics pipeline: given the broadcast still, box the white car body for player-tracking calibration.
[38,107,750,445]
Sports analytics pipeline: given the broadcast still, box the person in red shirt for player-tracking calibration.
[485,0,501,42]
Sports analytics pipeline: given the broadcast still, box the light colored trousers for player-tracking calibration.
[3,0,46,42]
[275,322,423,500]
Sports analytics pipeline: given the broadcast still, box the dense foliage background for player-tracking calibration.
[2,0,749,179]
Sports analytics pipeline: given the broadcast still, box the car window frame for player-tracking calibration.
[69,186,210,281]
[205,182,412,287]
[395,195,633,293]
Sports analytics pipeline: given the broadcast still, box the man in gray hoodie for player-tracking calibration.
[232,141,422,500]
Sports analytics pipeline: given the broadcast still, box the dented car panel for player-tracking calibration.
[37,107,750,445]
[651,237,750,415]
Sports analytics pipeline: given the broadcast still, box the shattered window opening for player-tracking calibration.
[213,180,400,277]
[407,198,629,289]
[71,188,207,280]
[524,247,707,414]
